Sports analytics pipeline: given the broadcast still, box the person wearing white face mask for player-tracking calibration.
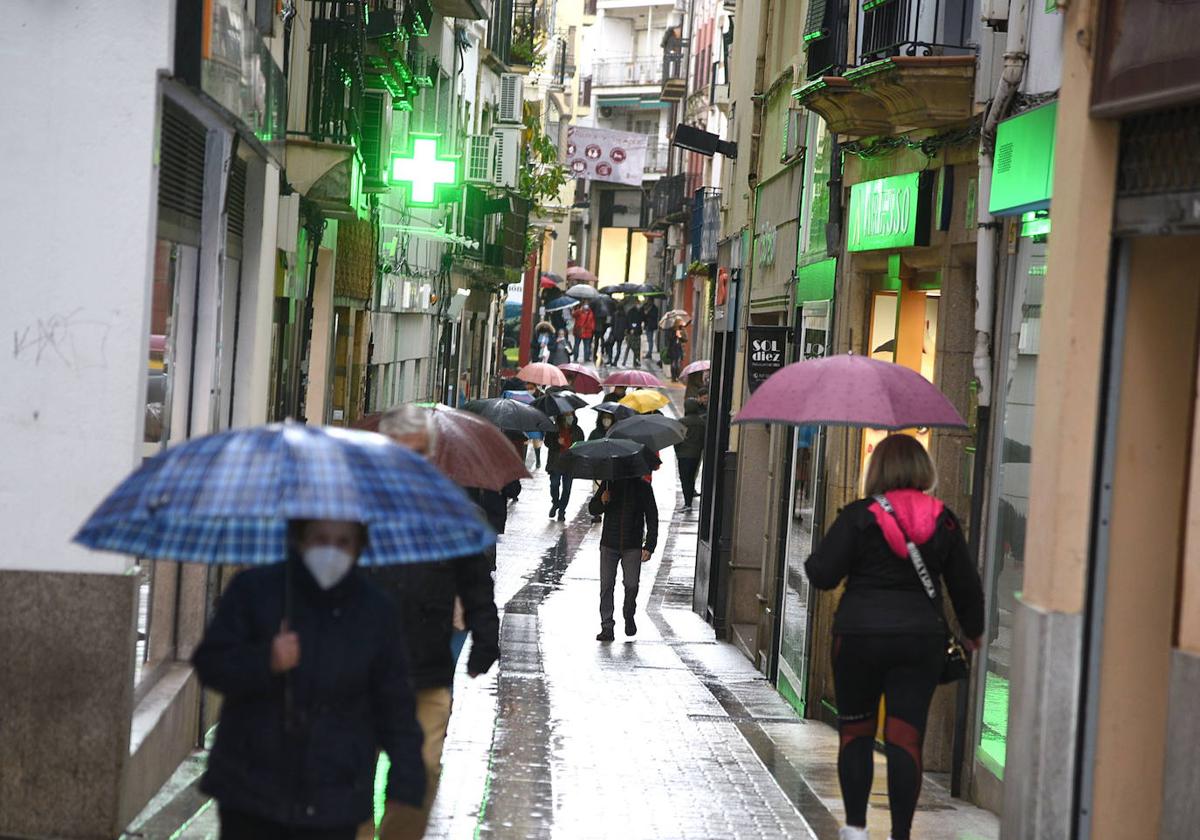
[192,518,426,840]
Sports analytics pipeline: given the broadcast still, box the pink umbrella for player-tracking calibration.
[557,363,602,394]
[566,265,597,284]
[733,354,966,430]
[603,369,666,388]
[518,362,569,387]
[680,359,710,378]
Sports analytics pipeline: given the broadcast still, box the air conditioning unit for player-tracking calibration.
[600,105,614,118]
[360,90,394,192]
[498,73,525,124]
[465,134,497,183]
[491,126,522,189]
[981,0,1010,28]
[782,107,808,163]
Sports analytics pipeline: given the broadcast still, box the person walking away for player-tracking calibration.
[622,304,644,366]
[804,434,984,840]
[548,329,572,365]
[193,518,426,840]
[545,411,584,521]
[610,302,628,365]
[573,302,596,362]
[370,407,501,840]
[667,319,688,381]
[675,392,706,511]
[592,303,609,365]
[588,477,658,640]
[587,412,619,523]
[642,299,660,357]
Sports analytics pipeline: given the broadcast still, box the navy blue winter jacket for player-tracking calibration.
[193,558,425,828]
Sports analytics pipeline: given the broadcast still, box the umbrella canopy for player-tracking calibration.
[558,363,602,394]
[464,397,556,433]
[733,354,968,430]
[354,407,530,492]
[540,273,563,289]
[603,369,666,388]
[591,402,636,421]
[607,414,686,449]
[680,359,710,378]
[500,389,535,404]
[659,309,692,329]
[619,389,671,414]
[565,265,597,284]
[534,391,588,417]
[565,284,600,301]
[544,296,580,312]
[518,362,569,387]
[558,438,661,480]
[605,282,642,295]
[73,423,496,567]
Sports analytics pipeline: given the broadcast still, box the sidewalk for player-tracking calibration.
[125,377,1000,840]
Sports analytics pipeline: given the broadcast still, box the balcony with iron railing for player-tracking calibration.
[647,172,700,226]
[794,0,977,138]
[660,47,687,101]
[691,187,721,263]
[592,57,663,87]
[643,141,670,174]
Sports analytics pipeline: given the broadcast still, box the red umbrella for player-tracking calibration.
[603,369,666,388]
[354,406,531,490]
[680,359,710,378]
[557,363,602,394]
[733,354,967,430]
[518,362,569,387]
[540,276,560,289]
[566,265,597,284]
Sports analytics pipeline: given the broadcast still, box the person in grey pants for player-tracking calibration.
[588,478,659,641]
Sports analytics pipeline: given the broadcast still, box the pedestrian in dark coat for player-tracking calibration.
[548,329,573,365]
[642,300,660,356]
[193,519,425,840]
[805,434,984,840]
[622,305,644,366]
[675,397,706,510]
[667,320,688,381]
[545,412,584,521]
[588,478,658,641]
[610,304,628,364]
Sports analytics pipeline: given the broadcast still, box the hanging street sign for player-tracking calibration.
[391,134,460,207]
[846,171,934,252]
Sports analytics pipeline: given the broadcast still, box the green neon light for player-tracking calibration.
[863,0,896,10]
[1020,210,1051,238]
[846,172,931,252]
[803,30,825,43]
[390,135,460,207]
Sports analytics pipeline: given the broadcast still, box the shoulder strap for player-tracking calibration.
[874,495,938,601]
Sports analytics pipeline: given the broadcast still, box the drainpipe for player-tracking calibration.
[746,0,774,193]
[975,0,1031,407]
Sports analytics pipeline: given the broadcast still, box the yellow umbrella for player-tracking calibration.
[619,389,670,414]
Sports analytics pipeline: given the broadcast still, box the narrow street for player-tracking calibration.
[127,385,999,840]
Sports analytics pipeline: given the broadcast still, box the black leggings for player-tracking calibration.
[832,633,943,840]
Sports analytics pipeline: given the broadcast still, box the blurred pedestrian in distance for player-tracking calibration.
[602,385,628,404]
[548,329,572,365]
[621,304,644,367]
[573,302,595,362]
[805,434,984,840]
[192,518,425,840]
[667,319,688,382]
[610,302,628,365]
[588,478,658,641]
[367,405,501,840]
[456,373,470,408]
[545,411,584,522]
[642,299,660,358]
[593,303,610,365]
[675,392,707,511]
[532,321,554,363]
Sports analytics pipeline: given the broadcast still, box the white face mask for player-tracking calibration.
[302,545,355,590]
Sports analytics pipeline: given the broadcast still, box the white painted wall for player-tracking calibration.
[0,1,173,574]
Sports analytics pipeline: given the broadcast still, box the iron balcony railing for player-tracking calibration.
[592,57,663,87]
[662,48,687,83]
[858,0,975,63]
[804,10,848,80]
[304,1,368,144]
[648,172,698,225]
[511,0,541,67]
[643,141,670,174]
[691,187,721,263]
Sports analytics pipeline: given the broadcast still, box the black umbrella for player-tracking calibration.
[559,438,661,480]
[607,414,686,450]
[607,283,641,294]
[534,391,588,417]
[463,398,555,433]
[591,402,636,421]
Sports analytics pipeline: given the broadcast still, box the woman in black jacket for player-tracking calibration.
[588,478,658,641]
[545,412,584,521]
[805,435,984,840]
[193,518,425,840]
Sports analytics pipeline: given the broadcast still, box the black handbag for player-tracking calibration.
[874,495,971,684]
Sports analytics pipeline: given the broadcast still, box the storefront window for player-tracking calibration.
[978,236,1046,777]
[777,302,830,714]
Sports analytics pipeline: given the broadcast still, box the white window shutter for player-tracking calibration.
[498,73,524,124]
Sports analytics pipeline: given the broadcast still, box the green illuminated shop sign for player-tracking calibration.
[847,172,933,252]
[390,134,461,207]
[990,102,1057,216]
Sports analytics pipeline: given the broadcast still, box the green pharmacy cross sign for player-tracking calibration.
[390,135,460,207]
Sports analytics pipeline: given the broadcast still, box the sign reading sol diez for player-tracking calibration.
[846,171,935,252]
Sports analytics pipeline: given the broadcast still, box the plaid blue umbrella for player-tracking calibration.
[73,423,495,566]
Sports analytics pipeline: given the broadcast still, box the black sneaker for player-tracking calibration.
[596,629,615,642]
[591,515,602,524]
[624,617,637,636]
[548,505,557,519]
[557,509,566,522]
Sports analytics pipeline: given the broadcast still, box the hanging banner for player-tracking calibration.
[566,126,648,187]
[746,325,792,392]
